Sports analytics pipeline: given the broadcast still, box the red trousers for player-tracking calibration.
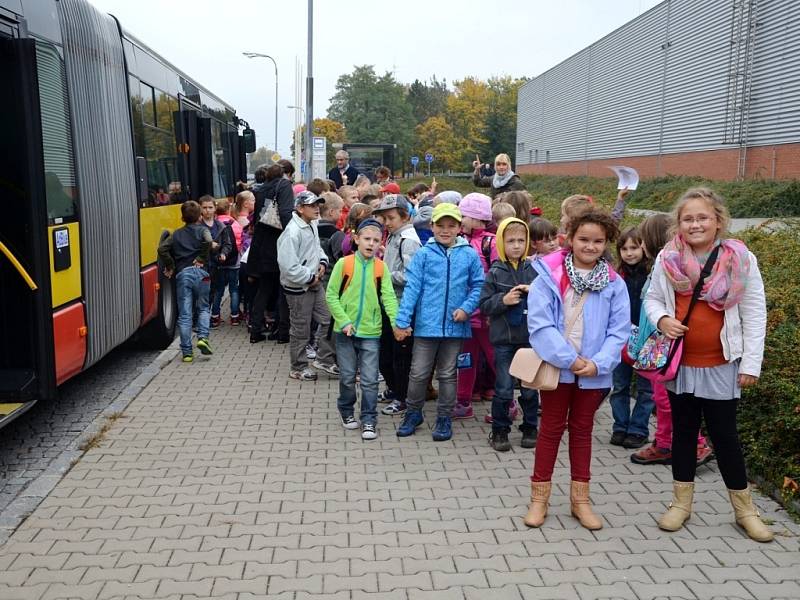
[531,383,608,483]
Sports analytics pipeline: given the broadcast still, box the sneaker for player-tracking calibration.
[609,431,626,446]
[182,354,194,363]
[452,403,474,420]
[471,392,482,403]
[276,336,290,344]
[397,410,424,437]
[489,430,511,452]
[631,442,672,465]
[520,428,538,449]
[250,333,266,344]
[381,399,406,415]
[361,423,377,440]
[484,412,493,424]
[341,415,359,430]
[696,444,715,467]
[432,416,452,442]
[312,360,340,376]
[230,314,241,326]
[623,433,648,449]
[378,389,397,404]
[210,315,221,328]
[196,338,213,355]
[305,344,317,360]
[290,368,317,381]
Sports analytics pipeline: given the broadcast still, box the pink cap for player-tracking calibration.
[292,183,307,196]
[458,192,493,221]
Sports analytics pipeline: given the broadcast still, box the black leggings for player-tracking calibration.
[669,392,748,490]
[378,314,414,402]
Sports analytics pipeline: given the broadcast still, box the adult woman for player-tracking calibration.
[645,188,772,542]
[472,153,526,199]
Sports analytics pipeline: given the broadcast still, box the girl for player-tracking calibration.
[631,215,713,467]
[340,203,373,257]
[646,188,771,542]
[528,218,559,260]
[498,190,534,223]
[524,209,629,530]
[609,228,654,448]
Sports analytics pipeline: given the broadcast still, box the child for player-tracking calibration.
[412,196,434,245]
[499,190,534,223]
[528,218,559,259]
[335,184,359,230]
[157,200,213,362]
[317,192,345,273]
[233,190,255,320]
[630,214,713,467]
[326,218,399,440]
[453,193,499,419]
[341,203,373,257]
[277,191,338,381]
[524,208,629,530]
[394,203,485,441]
[479,217,541,451]
[609,228,654,448]
[199,195,231,304]
[371,195,422,416]
[492,202,516,226]
[211,198,242,326]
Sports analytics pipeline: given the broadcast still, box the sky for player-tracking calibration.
[91,0,663,159]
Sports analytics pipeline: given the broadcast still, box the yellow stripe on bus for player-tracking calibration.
[49,222,81,308]
[0,403,24,417]
[0,241,37,290]
[139,204,182,267]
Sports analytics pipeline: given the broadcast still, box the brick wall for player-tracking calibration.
[516,143,800,180]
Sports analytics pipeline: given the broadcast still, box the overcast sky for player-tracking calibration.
[91,0,663,158]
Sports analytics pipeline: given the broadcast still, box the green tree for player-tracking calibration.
[407,76,449,125]
[248,146,270,173]
[445,77,492,167]
[292,118,348,167]
[479,76,527,166]
[414,116,461,172]
[327,65,416,168]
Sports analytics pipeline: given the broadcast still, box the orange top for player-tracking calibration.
[675,295,726,367]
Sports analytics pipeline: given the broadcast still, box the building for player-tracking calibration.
[515,0,800,180]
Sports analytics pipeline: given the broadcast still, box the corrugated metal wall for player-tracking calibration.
[516,0,800,165]
[58,0,140,368]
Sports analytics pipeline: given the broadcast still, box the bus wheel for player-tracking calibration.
[136,267,177,349]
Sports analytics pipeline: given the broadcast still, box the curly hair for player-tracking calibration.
[566,208,620,244]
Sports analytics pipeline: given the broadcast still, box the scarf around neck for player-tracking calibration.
[660,235,750,310]
[492,170,515,189]
[564,252,610,301]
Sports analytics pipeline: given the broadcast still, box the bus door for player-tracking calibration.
[0,36,55,418]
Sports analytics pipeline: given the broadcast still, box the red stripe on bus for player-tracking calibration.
[141,265,159,325]
[53,302,87,385]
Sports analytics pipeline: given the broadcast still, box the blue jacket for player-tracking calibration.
[527,249,630,389]
[396,237,485,338]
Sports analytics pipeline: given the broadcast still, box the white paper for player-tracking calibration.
[608,166,640,191]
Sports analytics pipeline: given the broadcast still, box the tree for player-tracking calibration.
[414,116,461,172]
[327,65,416,168]
[292,118,348,167]
[407,76,449,125]
[248,146,270,173]
[445,77,492,167]
[480,76,528,166]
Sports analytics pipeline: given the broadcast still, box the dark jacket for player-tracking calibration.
[328,164,360,189]
[619,261,649,324]
[157,223,212,275]
[248,177,295,276]
[472,172,526,199]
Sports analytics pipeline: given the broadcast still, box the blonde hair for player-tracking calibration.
[214,197,231,215]
[561,194,594,219]
[672,187,730,238]
[234,190,254,217]
[492,202,516,224]
[320,192,343,219]
[494,153,512,167]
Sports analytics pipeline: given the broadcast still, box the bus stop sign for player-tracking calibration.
[425,153,434,163]
[411,156,419,166]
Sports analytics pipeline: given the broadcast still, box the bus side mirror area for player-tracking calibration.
[135,156,149,206]
[242,128,256,153]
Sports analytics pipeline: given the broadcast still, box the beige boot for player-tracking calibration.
[729,487,774,542]
[524,482,551,528]
[570,480,602,530]
[658,481,694,531]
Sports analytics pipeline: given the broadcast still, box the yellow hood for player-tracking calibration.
[495,217,530,266]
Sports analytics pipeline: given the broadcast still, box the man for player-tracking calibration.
[328,150,360,190]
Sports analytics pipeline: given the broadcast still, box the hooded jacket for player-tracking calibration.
[383,223,422,300]
[527,248,630,389]
[277,212,330,293]
[395,237,485,338]
[479,218,538,346]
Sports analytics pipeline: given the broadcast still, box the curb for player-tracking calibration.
[0,338,180,546]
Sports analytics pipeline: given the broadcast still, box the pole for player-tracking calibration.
[305,0,314,181]
[242,52,279,156]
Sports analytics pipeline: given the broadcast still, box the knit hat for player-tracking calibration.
[435,190,462,205]
[458,192,492,222]
[292,183,307,196]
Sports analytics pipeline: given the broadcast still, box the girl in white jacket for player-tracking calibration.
[644,188,771,542]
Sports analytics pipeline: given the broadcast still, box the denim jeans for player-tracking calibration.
[211,267,240,317]
[335,334,380,425]
[406,337,462,417]
[492,344,540,433]
[176,266,210,355]
[609,362,654,437]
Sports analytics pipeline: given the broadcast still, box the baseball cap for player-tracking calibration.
[294,191,324,206]
[431,203,462,223]
[380,182,401,194]
[372,194,411,213]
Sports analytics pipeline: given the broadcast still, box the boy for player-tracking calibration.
[394,203,485,441]
[326,218,399,440]
[277,191,338,381]
[157,200,213,363]
[528,217,559,258]
[371,195,422,416]
[317,192,345,270]
[199,195,232,317]
[478,217,541,451]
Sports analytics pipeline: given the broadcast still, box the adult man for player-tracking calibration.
[328,150,360,190]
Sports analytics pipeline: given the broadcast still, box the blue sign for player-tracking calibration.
[410,156,419,166]
[424,153,434,163]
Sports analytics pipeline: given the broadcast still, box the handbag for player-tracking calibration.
[636,245,720,383]
[259,199,283,230]
[509,291,589,391]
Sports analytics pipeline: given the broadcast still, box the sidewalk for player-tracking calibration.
[0,314,798,600]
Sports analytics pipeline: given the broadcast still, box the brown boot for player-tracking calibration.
[524,481,551,528]
[658,481,694,531]
[570,480,602,530]
[729,487,774,542]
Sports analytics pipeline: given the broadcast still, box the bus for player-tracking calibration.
[0,0,254,426]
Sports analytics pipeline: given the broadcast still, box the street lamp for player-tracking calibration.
[242,52,278,156]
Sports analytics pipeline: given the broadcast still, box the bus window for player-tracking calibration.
[141,81,156,126]
[210,120,230,198]
[35,42,78,222]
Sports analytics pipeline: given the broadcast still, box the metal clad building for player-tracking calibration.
[516,0,800,180]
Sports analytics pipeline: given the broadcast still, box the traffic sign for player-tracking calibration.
[271,152,281,162]
[424,153,434,163]
[411,156,419,166]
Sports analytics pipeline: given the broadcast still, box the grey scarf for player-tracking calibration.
[492,170,516,189]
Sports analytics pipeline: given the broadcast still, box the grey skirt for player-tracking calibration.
[666,360,741,400]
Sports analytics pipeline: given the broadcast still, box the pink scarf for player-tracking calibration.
[661,235,750,311]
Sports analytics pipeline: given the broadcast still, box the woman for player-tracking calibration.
[472,153,526,199]
[645,188,772,542]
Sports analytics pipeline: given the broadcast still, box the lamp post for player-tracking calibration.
[287,105,305,180]
[242,52,278,156]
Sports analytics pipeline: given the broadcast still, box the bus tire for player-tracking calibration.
[136,265,177,349]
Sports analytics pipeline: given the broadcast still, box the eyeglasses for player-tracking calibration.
[680,216,714,225]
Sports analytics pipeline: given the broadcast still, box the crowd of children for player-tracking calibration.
[164,155,771,542]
